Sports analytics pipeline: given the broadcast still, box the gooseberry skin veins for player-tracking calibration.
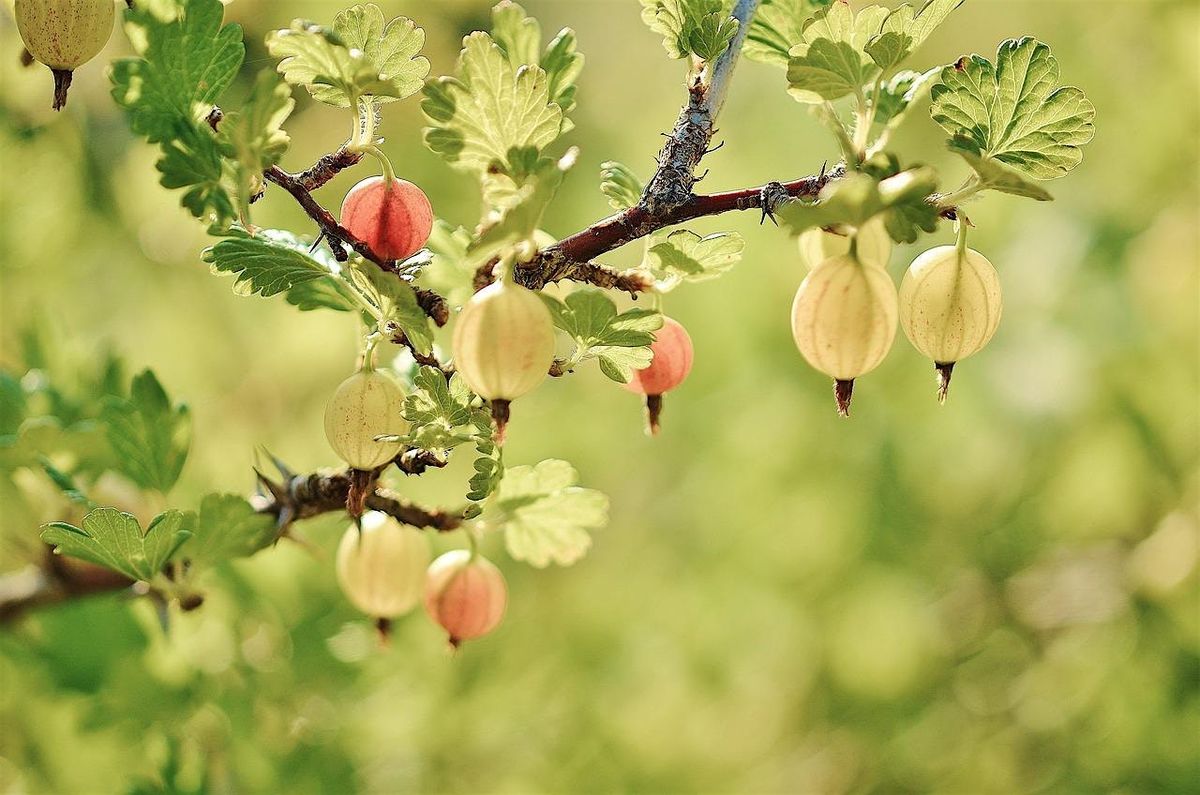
[340,177,434,261]
[423,550,508,645]
[899,245,1003,364]
[623,316,694,396]
[451,281,557,401]
[791,254,899,381]
[323,369,408,470]
[797,217,892,271]
[336,512,431,619]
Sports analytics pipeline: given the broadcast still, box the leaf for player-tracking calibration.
[100,371,191,493]
[496,460,609,568]
[948,138,1053,201]
[326,4,430,104]
[267,7,427,108]
[492,1,583,115]
[600,161,643,210]
[785,1,889,103]
[110,0,244,144]
[184,494,277,568]
[744,0,832,67]
[0,417,112,474]
[640,0,735,61]
[41,508,193,582]
[865,0,962,71]
[420,221,476,307]
[202,229,355,310]
[470,149,578,262]
[403,367,479,453]
[645,229,744,291]
[540,290,662,382]
[217,70,294,212]
[422,31,565,180]
[776,169,940,244]
[930,37,1096,180]
[0,372,25,436]
[156,122,234,224]
[689,12,740,61]
[867,67,939,131]
[347,265,434,355]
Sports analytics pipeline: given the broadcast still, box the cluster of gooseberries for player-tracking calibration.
[325,167,1006,638]
[14,0,114,110]
[793,219,1003,414]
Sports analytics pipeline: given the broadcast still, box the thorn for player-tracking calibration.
[695,169,710,182]
[309,232,326,253]
[253,467,288,503]
[263,448,296,481]
[819,160,828,180]
[834,379,855,417]
[705,140,725,155]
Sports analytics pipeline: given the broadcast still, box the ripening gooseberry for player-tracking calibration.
[15,0,114,110]
[899,245,1003,402]
[791,253,899,416]
[340,176,434,261]
[797,217,892,271]
[622,316,694,434]
[324,368,408,470]
[451,280,556,441]
[423,549,507,647]
[336,512,431,622]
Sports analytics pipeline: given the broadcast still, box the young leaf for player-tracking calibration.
[777,169,939,243]
[326,5,430,104]
[471,149,578,261]
[600,161,644,210]
[41,508,193,582]
[744,0,833,67]
[100,371,191,494]
[217,70,294,216]
[347,265,435,355]
[640,0,736,62]
[496,460,609,568]
[492,1,584,115]
[403,368,478,453]
[422,32,566,180]
[202,229,356,311]
[184,494,277,568]
[866,0,963,72]
[785,1,889,103]
[689,12,740,62]
[867,67,939,131]
[930,38,1096,180]
[109,0,244,225]
[540,289,662,382]
[420,221,476,307]
[467,428,504,503]
[645,229,745,291]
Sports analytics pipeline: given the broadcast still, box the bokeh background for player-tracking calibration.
[1,0,1198,792]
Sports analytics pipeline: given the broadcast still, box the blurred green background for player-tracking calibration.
[1,0,1198,792]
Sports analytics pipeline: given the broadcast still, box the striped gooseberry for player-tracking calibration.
[423,549,508,647]
[797,217,892,271]
[622,316,694,434]
[15,0,114,110]
[324,368,408,470]
[791,253,899,415]
[340,176,434,261]
[336,512,431,627]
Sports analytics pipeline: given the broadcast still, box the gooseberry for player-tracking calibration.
[791,253,899,415]
[15,0,114,110]
[324,368,408,470]
[797,217,892,271]
[340,176,434,261]
[423,549,507,647]
[899,245,1003,402]
[451,280,556,441]
[336,512,431,621]
[622,316,694,434]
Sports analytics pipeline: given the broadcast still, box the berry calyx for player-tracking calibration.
[623,316,694,434]
[423,550,507,648]
[340,176,434,262]
[899,244,1003,402]
[324,368,408,470]
[336,512,431,624]
[790,253,899,416]
[15,0,114,110]
[451,280,556,442]
[797,217,892,271]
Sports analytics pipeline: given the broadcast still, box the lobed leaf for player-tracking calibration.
[42,508,193,582]
[496,460,609,568]
[645,230,744,292]
[184,494,277,568]
[100,371,191,494]
[599,161,643,210]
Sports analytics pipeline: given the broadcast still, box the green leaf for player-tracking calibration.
[865,0,962,71]
[326,4,429,104]
[0,417,112,474]
[267,7,427,108]
[100,370,191,493]
[403,367,479,454]
[39,459,92,508]
[777,169,939,244]
[467,431,504,503]
[689,12,740,61]
[419,221,476,307]
[155,122,234,224]
[948,138,1053,201]
[346,265,435,355]
[785,1,889,103]
[600,161,644,210]
[744,0,832,67]
[202,229,355,310]
[491,1,583,115]
[540,289,662,382]
[217,70,294,216]
[497,460,609,567]
[640,0,736,61]
[41,508,193,582]
[422,31,565,181]
[184,494,277,568]
[645,229,744,292]
[470,149,578,262]
[867,67,939,131]
[930,37,1096,180]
